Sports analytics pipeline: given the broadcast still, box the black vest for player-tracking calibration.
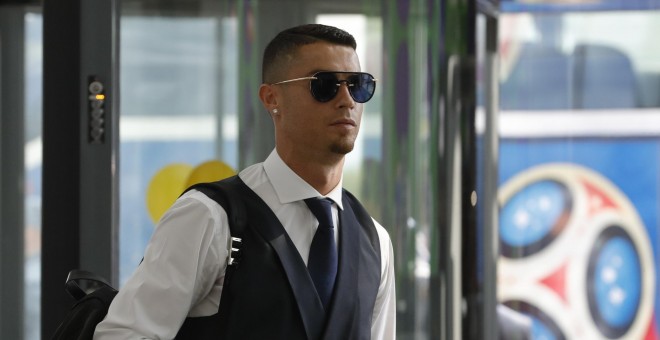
[176,176,382,340]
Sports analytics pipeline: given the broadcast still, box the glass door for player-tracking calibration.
[35,1,489,339]
[119,2,240,284]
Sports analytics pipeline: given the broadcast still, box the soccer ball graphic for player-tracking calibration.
[498,163,656,339]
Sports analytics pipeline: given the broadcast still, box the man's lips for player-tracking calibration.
[331,118,356,127]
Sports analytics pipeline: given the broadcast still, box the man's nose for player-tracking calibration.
[334,81,356,107]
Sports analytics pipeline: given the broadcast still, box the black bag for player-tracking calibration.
[50,178,245,340]
[50,270,118,340]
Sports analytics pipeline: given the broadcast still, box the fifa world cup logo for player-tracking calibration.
[498,164,657,339]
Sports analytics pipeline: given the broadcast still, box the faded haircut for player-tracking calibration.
[262,24,357,83]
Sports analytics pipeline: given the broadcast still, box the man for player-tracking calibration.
[94,23,395,340]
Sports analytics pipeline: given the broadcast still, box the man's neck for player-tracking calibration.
[276,147,344,195]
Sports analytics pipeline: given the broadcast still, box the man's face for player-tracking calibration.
[271,42,363,162]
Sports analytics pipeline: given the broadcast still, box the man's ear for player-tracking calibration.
[259,84,279,117]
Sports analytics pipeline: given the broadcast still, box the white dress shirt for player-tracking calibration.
[94,149,396,340]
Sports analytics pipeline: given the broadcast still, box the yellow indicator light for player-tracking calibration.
[95,94,105,100]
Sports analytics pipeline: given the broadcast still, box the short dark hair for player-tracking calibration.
[262,24,357,83]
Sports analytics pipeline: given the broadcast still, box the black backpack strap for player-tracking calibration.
[183,175,246,287]
[175,176,250,339]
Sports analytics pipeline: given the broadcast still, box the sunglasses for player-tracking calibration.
[271,71,377,103]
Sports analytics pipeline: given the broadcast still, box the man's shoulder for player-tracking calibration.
[237,161,269,190]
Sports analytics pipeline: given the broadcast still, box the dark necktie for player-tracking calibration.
[304,197,338,310]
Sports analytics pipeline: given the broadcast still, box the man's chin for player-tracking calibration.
[330,141,355,155]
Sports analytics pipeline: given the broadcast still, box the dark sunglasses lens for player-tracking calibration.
[349,73,376,103]
[310,73,339,102]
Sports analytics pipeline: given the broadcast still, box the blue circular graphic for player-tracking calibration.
[505,300,565,340]
[500,180,571,257]
[531,316,559,340]
[588,226,641,337]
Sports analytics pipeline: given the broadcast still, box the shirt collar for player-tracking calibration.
[263,149,344,210]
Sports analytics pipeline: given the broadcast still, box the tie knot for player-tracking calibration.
[304,198,334,229]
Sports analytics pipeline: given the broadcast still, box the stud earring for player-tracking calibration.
[272,109,279,114]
